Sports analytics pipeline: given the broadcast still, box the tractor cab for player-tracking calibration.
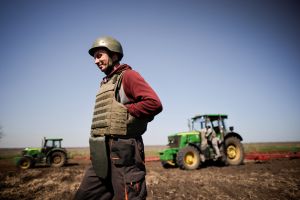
[42,137,64,154]
[43,138,63,148]
[191,114,229,133]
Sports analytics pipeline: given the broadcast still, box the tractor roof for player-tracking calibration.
[44,138,63,141]
[192,114,228,121]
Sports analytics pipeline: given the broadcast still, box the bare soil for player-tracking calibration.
[0,157,299,200]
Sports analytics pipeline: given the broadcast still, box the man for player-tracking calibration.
[200,125,221,161]
[75,36,162,200]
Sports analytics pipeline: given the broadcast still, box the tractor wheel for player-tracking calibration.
[50,151,66,167]
[17,156,34,169]
[225,137,244,165]
[176,146,200,170]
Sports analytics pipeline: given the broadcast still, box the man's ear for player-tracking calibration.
[112,54,119,62]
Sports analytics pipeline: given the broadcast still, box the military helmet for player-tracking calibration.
[88,36,123,60]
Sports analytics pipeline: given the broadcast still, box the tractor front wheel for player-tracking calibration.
[176,146,200,170]
[225,137,244,165]
[17,156,34,169]
[50,151,66,167]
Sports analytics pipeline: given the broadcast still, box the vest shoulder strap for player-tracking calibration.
[114,70,127,102]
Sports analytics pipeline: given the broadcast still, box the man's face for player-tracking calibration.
[93,49,113,74]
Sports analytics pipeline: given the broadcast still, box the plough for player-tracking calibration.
[145,152,300,162]
[244,152,300,161]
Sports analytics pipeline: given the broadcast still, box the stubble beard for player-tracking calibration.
[102,57,114,75]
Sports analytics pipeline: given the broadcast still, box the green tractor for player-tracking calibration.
[159,114,244,170]
[16,137,68,169]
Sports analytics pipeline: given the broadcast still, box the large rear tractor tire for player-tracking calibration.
[176,146,200,170]
[225,137,244,165]
[17,156,34,169]
[49,151,66,167]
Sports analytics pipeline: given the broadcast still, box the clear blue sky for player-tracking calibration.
[0,0,299,148]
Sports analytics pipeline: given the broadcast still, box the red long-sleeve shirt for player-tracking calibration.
[102,64,162,120]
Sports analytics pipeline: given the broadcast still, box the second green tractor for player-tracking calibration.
[159,114,244,170]
[16,137,68,169]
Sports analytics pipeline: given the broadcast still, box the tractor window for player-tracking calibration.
[44,140,52,148]
[211,120,224,133]
[200,121,206,130]
[211,120,219,128]
[53,141,60,148]
[193,121,201,131]
[222,119,228,132]
[192,119,205,131]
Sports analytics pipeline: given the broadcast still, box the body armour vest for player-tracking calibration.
[91,71,148,137]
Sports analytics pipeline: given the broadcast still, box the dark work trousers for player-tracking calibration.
[74,135,147,200]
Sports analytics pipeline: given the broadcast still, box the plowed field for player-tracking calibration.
[0,156,299,200]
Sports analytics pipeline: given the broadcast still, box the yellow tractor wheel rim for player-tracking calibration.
[53,156,62,164]
[227,145,240,160]
[185,152,195,165]
[21,160,30,169]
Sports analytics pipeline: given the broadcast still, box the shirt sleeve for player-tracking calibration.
[122,69,163,119]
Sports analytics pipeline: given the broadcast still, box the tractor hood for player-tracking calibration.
[172,130,199,136]
[22,147,42,156]
[166,131,200,148]
[24,147,41,151]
